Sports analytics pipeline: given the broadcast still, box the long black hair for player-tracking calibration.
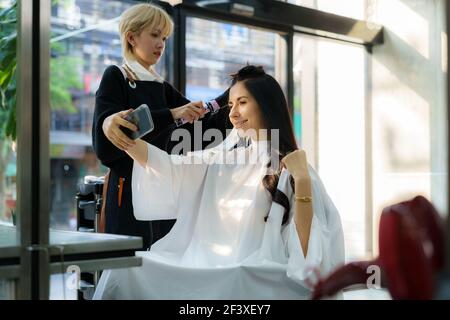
[230,65,298,225]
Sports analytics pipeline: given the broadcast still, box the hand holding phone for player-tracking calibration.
[121,104,154,140]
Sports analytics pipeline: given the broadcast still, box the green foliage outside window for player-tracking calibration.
[0,0,83,222]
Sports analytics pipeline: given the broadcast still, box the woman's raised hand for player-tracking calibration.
[102,109,137,151]
[170,101,207,124]
[281,149,310,181]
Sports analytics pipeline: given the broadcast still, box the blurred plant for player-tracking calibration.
[0,1,17,140]
[50,41,83,114]
[1,0,84,140]
[0,0,17,223]
[0,0,83,221]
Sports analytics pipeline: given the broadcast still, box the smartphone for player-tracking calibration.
[121,104,154,140]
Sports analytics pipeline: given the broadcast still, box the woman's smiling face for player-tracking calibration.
[228,81,266,139]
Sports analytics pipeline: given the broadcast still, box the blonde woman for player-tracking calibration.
[92,3,231,249]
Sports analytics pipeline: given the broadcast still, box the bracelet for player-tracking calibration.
[295,195,312,203]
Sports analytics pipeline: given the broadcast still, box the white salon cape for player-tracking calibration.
[93,130,345,300]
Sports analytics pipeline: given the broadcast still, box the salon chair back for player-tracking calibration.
[312,195,446,300]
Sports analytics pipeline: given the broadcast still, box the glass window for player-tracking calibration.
[293,35,367,261]
[0,0,17,227]
[366,0,448,256]
[293,0,448,262]
[185,17,287,101]
[316,39,366,261]
[49,0,171,230]
[0,0,17,299]
[286,0,366,20]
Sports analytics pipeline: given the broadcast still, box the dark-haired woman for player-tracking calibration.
[93,65,345,300]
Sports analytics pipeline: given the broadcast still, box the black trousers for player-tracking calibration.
[150,219,176,246]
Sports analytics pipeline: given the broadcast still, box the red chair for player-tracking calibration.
[312,195,446,300]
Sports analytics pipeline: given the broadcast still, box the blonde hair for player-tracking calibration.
[119,3,174,61]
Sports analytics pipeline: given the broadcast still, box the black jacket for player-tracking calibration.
[92,65,231,249]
